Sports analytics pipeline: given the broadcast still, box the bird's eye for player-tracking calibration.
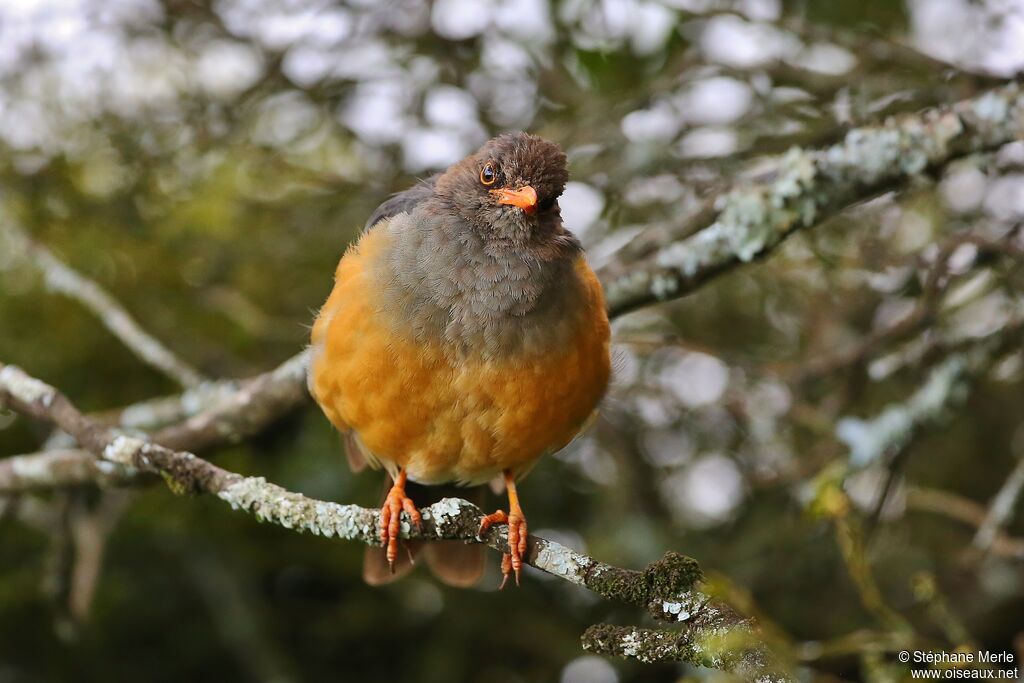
[538,196,555,212]
[479,163,497,186]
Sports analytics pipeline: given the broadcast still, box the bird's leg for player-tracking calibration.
[478,470,528,588]
[380,469,422,573]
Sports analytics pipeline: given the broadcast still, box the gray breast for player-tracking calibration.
[372,210,582,358]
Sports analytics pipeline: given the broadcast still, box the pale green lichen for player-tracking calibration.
[620,631,641,657]
[0,365,55,407]
[659,590,710,622]
[656,148,818,276]
[102,434,147,465]
[972,91,1009,125]
[534,541,592,586]
[96,460,135,477]
[649,272,680,300]
[823,111,964,185]
[275,349,312,383]
[639,94,996,316]
[836,355,968,467]
[217,476,376,541]
[424,497,463,528]
[9,452,58,481]
[661,599,696,622]
[7,450,136,488]
[824,127,901,184]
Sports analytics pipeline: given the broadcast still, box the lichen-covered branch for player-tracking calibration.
[152,350,310,452]
[836,355,971,469]
[0,361,788,680]
[0,351,313,491]
[0,217,207,388]
[836,321,1024,469]
[601,82,1024,317]
[0,449,136,492]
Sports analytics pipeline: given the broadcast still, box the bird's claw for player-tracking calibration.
[380,481,422,573]
[479,509,527,588]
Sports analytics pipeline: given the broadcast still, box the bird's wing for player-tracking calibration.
[363,174,440,231]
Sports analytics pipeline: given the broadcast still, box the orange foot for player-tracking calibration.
[478,470,528,589]
[380,470,422,572]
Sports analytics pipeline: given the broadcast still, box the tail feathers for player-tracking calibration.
[362,477,487,587]
[363,540,422,585]
[423,541,486,587]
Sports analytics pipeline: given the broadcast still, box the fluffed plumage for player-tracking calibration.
[309,132,611,586]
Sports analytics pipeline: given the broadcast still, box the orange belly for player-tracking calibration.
[309,227,611,485]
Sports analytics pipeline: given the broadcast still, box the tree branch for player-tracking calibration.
[836,320,1024,470]
[799,231,1024,382]
[0,350,312,492]
[0,448,136,492]
[906,486,1024,560]
[0,218,207,388]
[972,453,1024,554]
[601,82,1024,317]
[0,361,789,681]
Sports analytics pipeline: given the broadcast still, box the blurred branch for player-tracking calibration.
[151,350,309,452]
[836,355,972,469]
[601,82,1024,317]
[0,448,136,493]
[804,322,1024,649]
[0,218,207,388]
[0,361,789,681]
[835,320,1024,470]
[832,516,912,633]
[64,491,133,628]
[906,486,1024,561]
[0,351,309,492]
[972,452,1024,554]
[824,317,1024,536]
[799,231,1024,382]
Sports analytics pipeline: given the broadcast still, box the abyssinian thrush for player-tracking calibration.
[308,132,611,587]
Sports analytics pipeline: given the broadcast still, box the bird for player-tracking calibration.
[308,132,611,588]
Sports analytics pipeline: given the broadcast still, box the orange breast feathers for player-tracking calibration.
[308,226,611,486]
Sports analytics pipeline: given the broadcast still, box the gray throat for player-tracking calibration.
[373,206,583,357]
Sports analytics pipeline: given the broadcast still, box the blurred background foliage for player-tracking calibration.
[1,0,1023,681]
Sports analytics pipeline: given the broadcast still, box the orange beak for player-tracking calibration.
[491,185,538,214]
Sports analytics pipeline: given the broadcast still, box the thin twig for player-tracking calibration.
[801,232,1024,381]
[906,487,1024,560]
[0,219,206,388]
[972,454,1024,554]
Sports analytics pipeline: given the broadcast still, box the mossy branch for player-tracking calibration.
[600,82,1024,317]
[0,361,789,681]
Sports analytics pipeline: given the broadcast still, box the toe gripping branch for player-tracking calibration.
[477,470,528,588]
[379,471,422,571]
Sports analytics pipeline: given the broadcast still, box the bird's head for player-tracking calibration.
[434,132,569,245]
